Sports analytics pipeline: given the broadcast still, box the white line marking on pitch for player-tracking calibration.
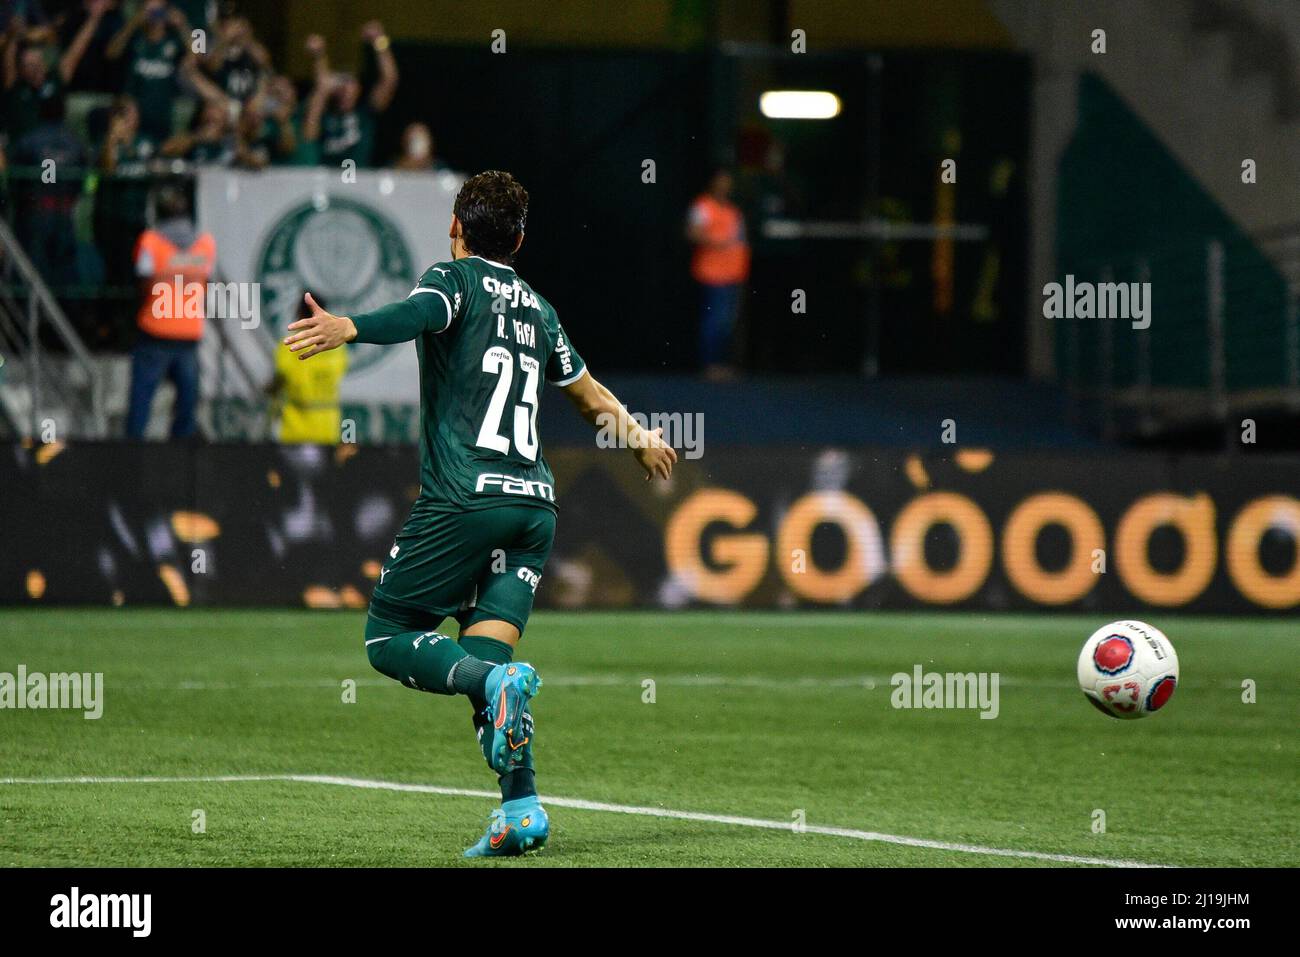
[0,773,1166,868]
[125,673,1095,692]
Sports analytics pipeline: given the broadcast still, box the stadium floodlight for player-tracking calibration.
[759,90,841,119]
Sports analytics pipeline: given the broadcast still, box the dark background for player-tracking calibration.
[380,42,1029,376]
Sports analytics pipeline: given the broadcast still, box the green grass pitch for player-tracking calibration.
[0,609,1295,867]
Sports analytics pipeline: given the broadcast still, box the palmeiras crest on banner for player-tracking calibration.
[255,196,415,374]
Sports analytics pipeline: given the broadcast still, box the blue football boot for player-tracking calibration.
[463,797,550,857]
[482,662,541,775]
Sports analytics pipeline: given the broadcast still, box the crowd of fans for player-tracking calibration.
[0,1,439,173]
[1,1,448,303]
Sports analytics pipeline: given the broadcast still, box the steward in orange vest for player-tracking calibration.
[134,226,217,341]
[125,187,217,439]
[686,169,750,377]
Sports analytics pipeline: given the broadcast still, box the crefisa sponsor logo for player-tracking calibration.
[49,887,151,938]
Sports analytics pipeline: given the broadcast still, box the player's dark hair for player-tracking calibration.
[453,170,529,265]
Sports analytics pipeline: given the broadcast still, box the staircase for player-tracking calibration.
[990,0,1300,406]
[0,216,107,441]
[990,0,1300,238]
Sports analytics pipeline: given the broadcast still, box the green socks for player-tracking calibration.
[364,625,498,700]
[449,657,494,698]
[363,624,538,803]
[365,629,470,696]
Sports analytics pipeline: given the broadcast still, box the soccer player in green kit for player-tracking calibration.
[284,171,677,856]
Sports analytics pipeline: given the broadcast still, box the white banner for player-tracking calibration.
[196,167,462,437]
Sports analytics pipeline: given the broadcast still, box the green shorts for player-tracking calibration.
[367,503,556,637]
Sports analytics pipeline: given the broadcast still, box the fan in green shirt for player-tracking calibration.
[299,20,398,169]
[2,6,107,143]
[106,0,226,145]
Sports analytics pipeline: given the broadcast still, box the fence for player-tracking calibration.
[1057,226,1299,439]
[1055,73,1300,441]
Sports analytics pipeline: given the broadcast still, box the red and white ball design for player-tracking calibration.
[1077,620,1179,720]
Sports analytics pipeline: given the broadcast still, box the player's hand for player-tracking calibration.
[284,293,356,359]
[304,33,325,57]
[632,426,677,481]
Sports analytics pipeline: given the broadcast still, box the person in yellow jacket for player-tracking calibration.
[271,294,348,444]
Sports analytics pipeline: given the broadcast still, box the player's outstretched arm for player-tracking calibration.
[285,290,445,358]
[562,371,677,481]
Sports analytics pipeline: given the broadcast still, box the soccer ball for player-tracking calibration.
[1076,620,1179,719]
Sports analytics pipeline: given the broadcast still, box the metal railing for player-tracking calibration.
[1059,224,1300,440]
[204,283,277,442]
[0,215,107,440]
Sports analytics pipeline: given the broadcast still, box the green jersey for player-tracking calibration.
[124,31,183,142]
[3,73,62,144]
[350,255,586,513]
[319,106,376,167]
